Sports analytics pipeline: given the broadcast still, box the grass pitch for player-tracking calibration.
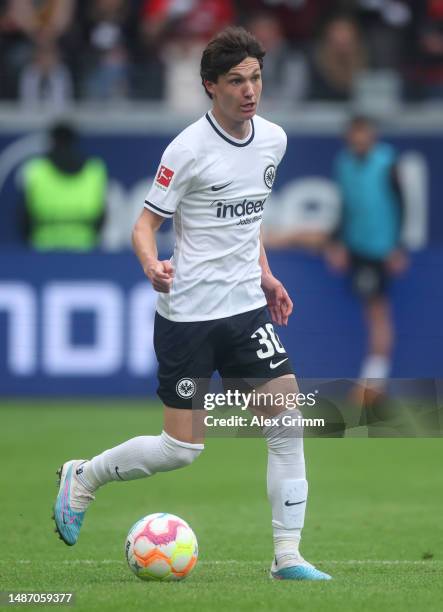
[0,401,442,612]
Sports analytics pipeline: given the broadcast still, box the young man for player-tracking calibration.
[326,115,408,396]
[53,27,331,581]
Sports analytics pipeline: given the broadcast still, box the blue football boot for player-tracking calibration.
[270,555,332,581]
[53,460,94,546]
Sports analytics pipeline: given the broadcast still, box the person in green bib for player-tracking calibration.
[21,122,107,251]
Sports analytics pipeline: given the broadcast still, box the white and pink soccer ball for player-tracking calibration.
[125,513,198,581]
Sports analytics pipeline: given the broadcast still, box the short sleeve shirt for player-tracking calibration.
[144,110,287,322]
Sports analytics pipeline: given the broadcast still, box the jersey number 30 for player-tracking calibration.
[251,324,285,359]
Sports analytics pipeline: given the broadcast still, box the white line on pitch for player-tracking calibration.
[1,559,440,566]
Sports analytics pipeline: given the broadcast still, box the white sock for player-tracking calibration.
[77,431,204,491]
[263,410,307,562]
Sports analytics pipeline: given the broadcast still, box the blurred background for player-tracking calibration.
[1,0,442,399]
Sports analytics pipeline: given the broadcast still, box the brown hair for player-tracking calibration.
[347,115,376,131]
[200,26,265,99]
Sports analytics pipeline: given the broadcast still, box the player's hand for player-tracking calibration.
[386,248,408,275]
[144,259,174,293]
[325,242,349,272]
[261,273,293,326]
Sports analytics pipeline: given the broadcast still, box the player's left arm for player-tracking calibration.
[259,227,293,326]
[391,163,406,239]
[387,163,409,275]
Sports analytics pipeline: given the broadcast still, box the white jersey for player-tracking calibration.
[144,110,287,322]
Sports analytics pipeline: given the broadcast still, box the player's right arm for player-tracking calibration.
[132,209,174,293]
[325,153,350,272]
[133,140,196,292]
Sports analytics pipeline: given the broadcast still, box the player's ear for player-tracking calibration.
[204,80,216,98]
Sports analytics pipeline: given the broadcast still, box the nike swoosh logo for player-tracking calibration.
[211,181,233,191]
[270,358,288,369]
[62,512,77,525]
[284,499,306,507]
[76,460,87,476]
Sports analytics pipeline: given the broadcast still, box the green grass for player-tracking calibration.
[0,401,442,611]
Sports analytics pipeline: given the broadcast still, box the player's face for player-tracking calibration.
[347,124,375,156]
[206,57,262,125]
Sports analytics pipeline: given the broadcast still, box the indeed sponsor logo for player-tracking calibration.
[214,198,267,219]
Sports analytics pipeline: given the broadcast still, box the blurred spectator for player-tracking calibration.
[0,1,35,99]
[1,0,74,42]
[3,0,443,108]
[325,116,408,397]
[19,41,73,110]
[20,122,108,251]
[131,0,164,100]
[0,0,75,99]
[308,16,368,101]
[140,0,234,44]
[246,12,308,109]
[140,0,235,111]
[405,0,443,100]
[237,0,333,44]
[80,0,135,101]
[25,0,75,41]
[354,0,412,70]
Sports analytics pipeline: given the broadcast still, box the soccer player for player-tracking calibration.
[326,115,408,396]
[53,26,331,581]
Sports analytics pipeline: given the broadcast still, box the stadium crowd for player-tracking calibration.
[1,0,443,110]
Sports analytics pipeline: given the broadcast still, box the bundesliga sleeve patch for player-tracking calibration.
[156,165,175,189]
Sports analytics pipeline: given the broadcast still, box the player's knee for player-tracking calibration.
[160,431,204,469]
[262,409,304,453]
[172,444,203,468]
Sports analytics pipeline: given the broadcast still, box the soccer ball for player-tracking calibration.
[125,513,198,581]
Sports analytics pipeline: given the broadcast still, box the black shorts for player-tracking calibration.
[350,253,388,299]
[153,306,294,409]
